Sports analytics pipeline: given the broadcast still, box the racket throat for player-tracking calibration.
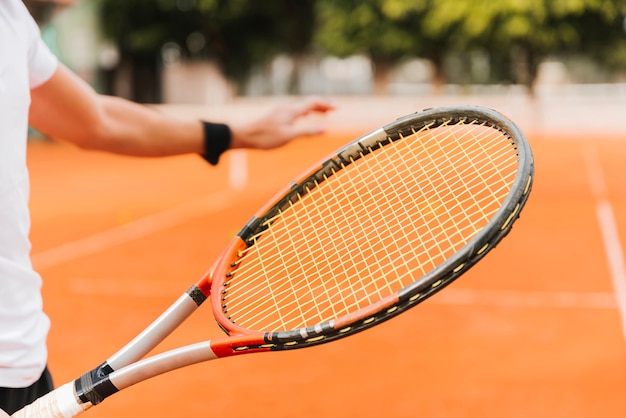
[74,361,118,406]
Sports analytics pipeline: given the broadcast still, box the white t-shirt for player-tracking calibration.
[0,0,58,387]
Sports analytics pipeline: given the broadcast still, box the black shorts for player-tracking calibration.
[0,367,54,415]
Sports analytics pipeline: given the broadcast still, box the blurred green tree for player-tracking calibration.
[97,0,316,101]
[313,0,626,93]
[313,0,432,93]
[97,0,626,99]
[424,0,626,91]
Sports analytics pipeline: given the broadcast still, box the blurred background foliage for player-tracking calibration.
[315,0,626,89]
[98,0,316,90]
[25,0,626,102]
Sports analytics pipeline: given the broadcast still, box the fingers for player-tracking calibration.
[229,97,336,150]
[289,96,336,119]
[289,124,327,138]
[281,96,336,137]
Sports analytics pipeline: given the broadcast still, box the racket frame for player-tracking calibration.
[209,105,533,350]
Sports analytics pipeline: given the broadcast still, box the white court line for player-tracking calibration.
[228,150,248,190]
[30,154,622,315]
[583,145,626,341]
[431,288,615,310]
[65,276,616,309]
[31,190,233,271]
[68,278,183,298]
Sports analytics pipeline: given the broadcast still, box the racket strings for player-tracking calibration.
[227,126,510,326]
[228,127,513,328]
[304,175,371,316]
[393,123,512,261]
[229,146,426,322]
[358,143,422,300]
[223,121,519,332]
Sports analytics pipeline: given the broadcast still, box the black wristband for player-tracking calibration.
[200,121,232,165]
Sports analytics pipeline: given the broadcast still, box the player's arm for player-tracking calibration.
[29,63,335,158]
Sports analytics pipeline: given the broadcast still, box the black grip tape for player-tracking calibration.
[75,361,119,405]
[187,285,207,306]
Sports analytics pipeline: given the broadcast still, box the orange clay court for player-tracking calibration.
[26,100,626,417]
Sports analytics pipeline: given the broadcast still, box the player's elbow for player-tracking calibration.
[69,96,142,153]
[70,122,107,150]
[66,111,119,151]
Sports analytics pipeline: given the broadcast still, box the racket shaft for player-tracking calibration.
[107,290,202,370]
[109,341,217,391]
[13,342,218,418]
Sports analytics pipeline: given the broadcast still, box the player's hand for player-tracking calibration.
[229,96,336,150]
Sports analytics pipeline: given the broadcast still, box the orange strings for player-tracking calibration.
[225,121,518,332]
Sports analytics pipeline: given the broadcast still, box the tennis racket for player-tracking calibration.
[14,105,534,417]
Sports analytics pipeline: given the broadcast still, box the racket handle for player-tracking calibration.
[12,383,90,418]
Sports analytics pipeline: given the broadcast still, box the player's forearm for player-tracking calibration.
[29,64,207,158]
[29,64,335,161]
[83,95,205,157]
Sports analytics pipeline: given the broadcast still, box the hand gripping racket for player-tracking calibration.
[14,105,534,417]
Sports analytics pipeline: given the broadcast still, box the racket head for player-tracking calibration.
[209,105,533,352]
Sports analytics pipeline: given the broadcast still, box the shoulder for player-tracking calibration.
[0,0,58,88]
[0,0,38,27]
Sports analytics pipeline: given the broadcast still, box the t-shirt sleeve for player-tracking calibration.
[28,37,58,88]
[23,6,58,88]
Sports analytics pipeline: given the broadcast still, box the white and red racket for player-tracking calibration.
[14,105,534,417]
